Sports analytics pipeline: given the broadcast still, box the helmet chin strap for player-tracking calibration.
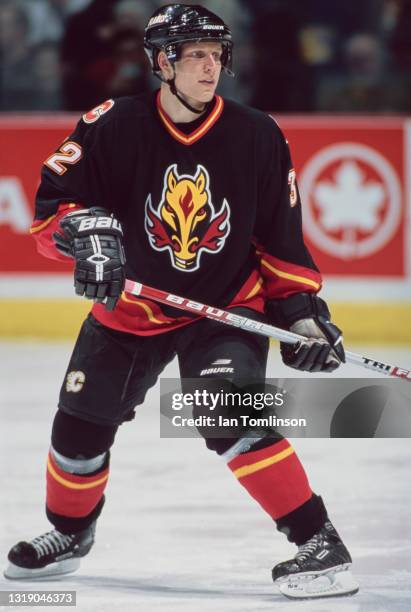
[166,75,207,115]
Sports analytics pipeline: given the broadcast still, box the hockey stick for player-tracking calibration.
[124,279,411,382]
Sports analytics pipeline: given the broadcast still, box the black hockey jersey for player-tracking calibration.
[31,91,322,335]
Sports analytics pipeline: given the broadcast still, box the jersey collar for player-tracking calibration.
[156,90,224,146]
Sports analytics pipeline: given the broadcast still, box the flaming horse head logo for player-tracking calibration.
[145,164,231,272]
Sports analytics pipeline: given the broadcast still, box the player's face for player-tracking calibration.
[174,41,223,103]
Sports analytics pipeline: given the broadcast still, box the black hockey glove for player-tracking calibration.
[53,207,126,311]
[266,293,345,373]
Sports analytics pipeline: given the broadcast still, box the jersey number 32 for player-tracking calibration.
[45,141,83,176]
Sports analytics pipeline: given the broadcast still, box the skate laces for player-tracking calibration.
[295,534,322,562]
[31,530,75,559]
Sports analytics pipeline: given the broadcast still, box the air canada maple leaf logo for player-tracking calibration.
[145,164,231,272]
[300,143,401,260]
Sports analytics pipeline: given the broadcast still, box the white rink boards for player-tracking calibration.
[0,341,410,612]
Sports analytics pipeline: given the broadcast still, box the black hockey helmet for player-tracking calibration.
[144,4,234,76]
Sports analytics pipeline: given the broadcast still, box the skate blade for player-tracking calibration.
[278,568,359,600]
[3,557,81,580]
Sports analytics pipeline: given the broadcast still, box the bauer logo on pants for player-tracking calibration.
[66,371,86,393]
[145,164,231,272]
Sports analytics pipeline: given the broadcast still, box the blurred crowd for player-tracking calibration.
[0,0,410,113]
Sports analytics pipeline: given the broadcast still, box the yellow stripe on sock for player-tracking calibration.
[232,446,294,479]
[47,458,108,490]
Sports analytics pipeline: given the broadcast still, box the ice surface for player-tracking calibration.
[1,341,410,611]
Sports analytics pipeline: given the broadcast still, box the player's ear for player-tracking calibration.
[158,51,174,79]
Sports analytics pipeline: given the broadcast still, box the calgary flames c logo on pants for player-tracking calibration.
[145,164,231,272]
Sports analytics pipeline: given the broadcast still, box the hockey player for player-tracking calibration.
[5,4,358,600]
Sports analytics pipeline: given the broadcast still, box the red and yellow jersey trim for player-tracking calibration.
[230,269,265,311]
[30,203,78,234]
[256,250,322,298]
[120,292,171,325]
[156,90,224,146]
[260,257,321,291]
[30,214,57,234]
[30,202,82,262]
[244,275,264,301]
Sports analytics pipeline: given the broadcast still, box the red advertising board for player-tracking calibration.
[0,116,76,273]
[0,115,408,277]
[279,117,406,277]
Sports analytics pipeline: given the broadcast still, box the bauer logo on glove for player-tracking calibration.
[53,207,126,311]
[77,216,123,233]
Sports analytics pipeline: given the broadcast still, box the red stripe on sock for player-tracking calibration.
[227,440,312,519]
[46,452,109,518]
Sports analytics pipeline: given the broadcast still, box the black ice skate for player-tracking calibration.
[4,523,96,580]
[272,520,359,599]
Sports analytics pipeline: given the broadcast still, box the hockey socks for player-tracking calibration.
[227,439,318,536]
[46,448,109,533]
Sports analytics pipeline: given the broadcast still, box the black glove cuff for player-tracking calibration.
[266,293,331,329]
[64,206,108,218]
[52,231,74,257]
